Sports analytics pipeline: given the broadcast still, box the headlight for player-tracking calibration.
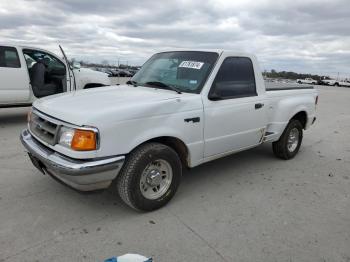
[59,127,75,148]
[58,126,98,151]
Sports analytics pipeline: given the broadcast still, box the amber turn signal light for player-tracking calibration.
[71,129,97,151]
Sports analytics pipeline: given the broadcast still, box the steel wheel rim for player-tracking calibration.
[140,159,173,200]
[287,127,299,152]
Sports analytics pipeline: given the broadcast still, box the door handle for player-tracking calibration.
[184,117,200,123]
[255,103,264,109]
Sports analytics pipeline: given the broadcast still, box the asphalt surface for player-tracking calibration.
[0,85,349,262]
[110,76,130,85]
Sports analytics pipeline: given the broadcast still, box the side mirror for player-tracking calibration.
[208,92,222,101]
[72,62,81,69]
[208,83,223,101]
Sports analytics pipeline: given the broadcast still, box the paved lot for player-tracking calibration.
[0,85,349,262]
[110,76,131,85]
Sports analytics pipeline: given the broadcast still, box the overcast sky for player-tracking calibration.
[0,0,349,77]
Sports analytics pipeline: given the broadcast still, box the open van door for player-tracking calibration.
[59,45,76,91]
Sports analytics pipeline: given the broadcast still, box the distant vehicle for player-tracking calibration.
[127,69,139,76]
[317,79,326,85]
[109,69,119,76]
[320,78,350,87]
[98,68,114,77]
[0,44,111,108]
[111,69,133,77]
[21,50,318,211]
[118,69,133,77]
[339,80,350,87]
[297,78,317,85]
[320,78,337,86]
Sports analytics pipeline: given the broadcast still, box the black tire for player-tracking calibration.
[334,83,339,87]
[116,142,182,211]
[84,84,104,89]
[297,81,302,84]
[272,120,303,160]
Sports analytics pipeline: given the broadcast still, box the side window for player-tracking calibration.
[24,54,36,69]
[211,57,256,99]
[23,49,66,75]
[0,46,21,68]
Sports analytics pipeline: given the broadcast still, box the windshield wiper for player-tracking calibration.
[144,81,182,94]
[126,80,138,86]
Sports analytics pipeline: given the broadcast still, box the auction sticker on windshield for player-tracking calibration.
[179,61,204,70]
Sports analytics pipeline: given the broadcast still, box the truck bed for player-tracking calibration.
[265,82,314,91]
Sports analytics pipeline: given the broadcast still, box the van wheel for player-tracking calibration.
[272,120,303,160]
[116,143,182,211]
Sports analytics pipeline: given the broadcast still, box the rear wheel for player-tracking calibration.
[116,143,182,211]
[272,120,303,160]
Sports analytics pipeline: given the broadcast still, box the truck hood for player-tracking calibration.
[77,67,107,77]
[74,68,111,86]
[33,85,199,126]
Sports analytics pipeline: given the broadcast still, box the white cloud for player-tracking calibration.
[0,0,349,77]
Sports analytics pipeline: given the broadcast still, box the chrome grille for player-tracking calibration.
[29,111,59,145]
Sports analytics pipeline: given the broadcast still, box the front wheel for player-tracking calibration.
[116,143,182,211]
[272,120,303,160]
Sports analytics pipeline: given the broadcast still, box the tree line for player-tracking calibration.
[70,58,140,70]
[263,70,329,80]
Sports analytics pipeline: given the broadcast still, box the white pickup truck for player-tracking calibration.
[339,80,350,87]
[321,78,350,87]
[0,44,110,108]
[21,50,318,211]
[321,78,337,86]
[297,78,317,85]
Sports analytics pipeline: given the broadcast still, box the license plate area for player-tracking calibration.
[28,153,45,175]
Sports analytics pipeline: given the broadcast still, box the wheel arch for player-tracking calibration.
[83,83,105,89]
[290,111,307,129]
[132,136,190,168]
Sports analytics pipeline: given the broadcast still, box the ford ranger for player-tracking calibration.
[0,44,110,107]
[20,50,318,211]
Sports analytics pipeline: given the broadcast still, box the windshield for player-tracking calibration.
[131,51,219,94]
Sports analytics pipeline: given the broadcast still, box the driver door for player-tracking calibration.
[23,49,67,97]
[203,56,267,157]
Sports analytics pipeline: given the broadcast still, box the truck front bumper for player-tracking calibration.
[20,129,125,191]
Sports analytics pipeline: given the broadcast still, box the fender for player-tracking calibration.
[267,93,316,140]
[74,68,111,90]
[96,106,204,167]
